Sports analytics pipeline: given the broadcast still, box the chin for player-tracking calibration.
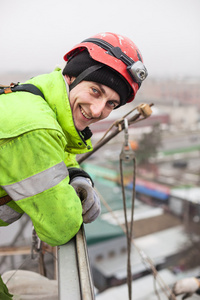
[76,124,86,132]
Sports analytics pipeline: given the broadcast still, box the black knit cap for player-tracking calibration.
[62,50,131,107]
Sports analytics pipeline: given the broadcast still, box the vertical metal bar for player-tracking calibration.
[76,225,95,300]
[57,225,95,300]
[53,246,58,280]
[57,237,81,300]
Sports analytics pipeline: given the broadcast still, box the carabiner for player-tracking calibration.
[120,118,135,162]
[31,227,42,259]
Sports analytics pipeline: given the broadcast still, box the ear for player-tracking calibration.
[64,75,71,85]
[64,75,76,86]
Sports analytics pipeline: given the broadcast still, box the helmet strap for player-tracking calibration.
[69,64,104,91]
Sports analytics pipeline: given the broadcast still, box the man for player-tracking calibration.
[0,32,147,298]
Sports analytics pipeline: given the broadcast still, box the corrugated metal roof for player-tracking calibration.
[171,187,200,204]
[91,226,187,279]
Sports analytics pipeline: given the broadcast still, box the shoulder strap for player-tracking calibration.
[0,83,45,100]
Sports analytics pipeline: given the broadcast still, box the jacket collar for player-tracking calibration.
[27,68,93,154]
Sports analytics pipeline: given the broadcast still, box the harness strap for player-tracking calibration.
[0,195,12,206]
[0,82,45,207]
[0,83,45,100]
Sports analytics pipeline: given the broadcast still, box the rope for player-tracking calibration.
[4,256,32,285]
[2,245,56,288]
[119,119,136,300]
[96,189,177,300]
[119,156,136,300]
[153,275,162,300]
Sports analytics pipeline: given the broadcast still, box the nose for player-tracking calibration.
[90,101,106,118]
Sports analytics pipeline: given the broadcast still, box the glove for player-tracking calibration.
[172,277,200,300]
[70,176,101,223]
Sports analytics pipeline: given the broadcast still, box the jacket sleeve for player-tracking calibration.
[0,129,83,246]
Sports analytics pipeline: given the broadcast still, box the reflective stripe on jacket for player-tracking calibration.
[0,69,93,246]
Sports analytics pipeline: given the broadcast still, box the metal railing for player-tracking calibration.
[57,225,95,300]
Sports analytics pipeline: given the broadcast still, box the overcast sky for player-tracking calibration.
[0,0,200,79]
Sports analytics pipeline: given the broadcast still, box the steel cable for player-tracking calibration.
[97,191,177,300]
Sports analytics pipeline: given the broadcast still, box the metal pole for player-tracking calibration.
[57,237,81,300]
[57,225,95,300]
[76,225,95,300]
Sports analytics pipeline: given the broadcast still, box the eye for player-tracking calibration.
[91,87,100,96]
[107,100,117,109]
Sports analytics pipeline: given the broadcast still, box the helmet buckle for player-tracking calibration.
[106,46,123,59]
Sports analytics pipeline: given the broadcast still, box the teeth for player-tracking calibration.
[80,107,91,119]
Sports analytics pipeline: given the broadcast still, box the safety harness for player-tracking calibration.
[0,82,45,99]
[0,83,45,206]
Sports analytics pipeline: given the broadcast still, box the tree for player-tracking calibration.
[135,123,162,165]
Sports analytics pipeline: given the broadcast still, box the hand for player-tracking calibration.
[172,277,200,300]
[70,176,101,223]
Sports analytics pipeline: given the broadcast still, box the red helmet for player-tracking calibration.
[63,32,148,103]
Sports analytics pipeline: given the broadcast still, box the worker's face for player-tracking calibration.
[66,78,120,131]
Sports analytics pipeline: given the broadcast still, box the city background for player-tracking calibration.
[0,0,200,299]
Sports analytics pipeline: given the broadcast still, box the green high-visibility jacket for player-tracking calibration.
[0,68,93,246]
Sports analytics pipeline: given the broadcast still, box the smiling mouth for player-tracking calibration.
[80,106,92,120]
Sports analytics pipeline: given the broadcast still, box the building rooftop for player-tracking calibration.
[171,187,200,204]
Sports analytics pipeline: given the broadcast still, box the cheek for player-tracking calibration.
[69,90,89,108]
[101,109,112,120]
[68,92,75,110]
